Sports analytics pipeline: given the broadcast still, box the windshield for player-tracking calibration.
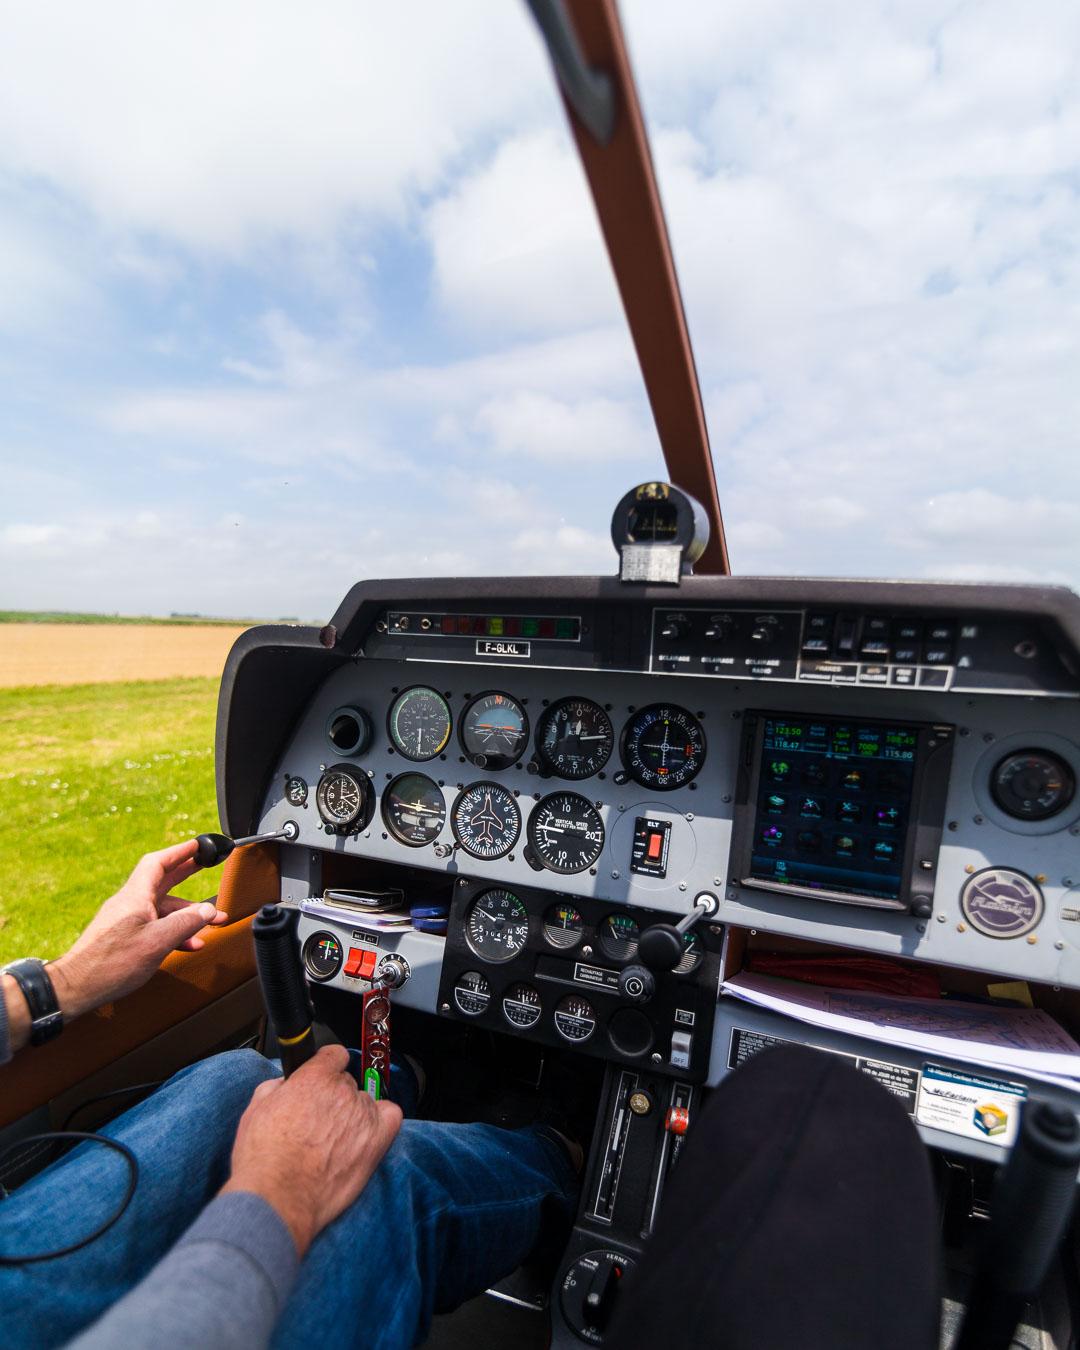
[2,1,1078,623]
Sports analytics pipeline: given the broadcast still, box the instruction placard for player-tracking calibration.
[727,1027,920,1114]
[915,1063,1026,1148]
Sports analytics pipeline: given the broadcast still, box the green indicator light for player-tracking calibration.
[487,617,504,636]
[556,618,574,639]
[522,618,540,638]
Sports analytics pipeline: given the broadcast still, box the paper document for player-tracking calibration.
[721,972,1080,1085]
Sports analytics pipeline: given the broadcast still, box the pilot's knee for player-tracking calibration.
[168,1047,279,1112]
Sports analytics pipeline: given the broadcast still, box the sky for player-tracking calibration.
[1,0,1078,620]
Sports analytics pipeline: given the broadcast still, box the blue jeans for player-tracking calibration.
[0,1050,578,1349]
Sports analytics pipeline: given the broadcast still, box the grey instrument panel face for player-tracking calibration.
[257,601,1080,990]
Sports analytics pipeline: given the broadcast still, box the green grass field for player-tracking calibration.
[0,679,222,964]
[0,610,255,625]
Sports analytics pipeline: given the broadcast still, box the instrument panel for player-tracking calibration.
[244,577,1080,992]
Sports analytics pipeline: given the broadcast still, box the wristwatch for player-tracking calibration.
[2,959,64,1046]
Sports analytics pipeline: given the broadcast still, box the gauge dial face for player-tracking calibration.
[621,704,706,791]
[388,686,452,762]
[528,792,605,874]
[451,782,522,859]
[991,750,1076,821]
[554,994,596,1043]
[302,931,343,982]
[284,776,308,807]
[453,970,492,1016]
[460,692,529,770]
[315,767,373,832]
[599,913,640,961]
[382,772,446,846]
[502,982,542,1028]
[465,888,530,963]
[543,903,585,949]
[674,931,704,975]
[536,698,614,780]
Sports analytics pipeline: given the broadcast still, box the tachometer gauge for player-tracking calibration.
[528,792,605,874]
[536,698,614,780]
[465,888,530,963]
[502,982,542,1029]
[554,994,596,1043]
[599,913,640,961]
[302,931,343,982]
[451,782,521,860]
[460,692,529,770]
[315,767,374,833]
[284,776,308,807]
[674,931,704,975]
[453,970,491,1017]
[543,903,585,949]
[388,686,452,761]
[621,704,706,791]
[382,772,446,846]
[991,750,1076,821]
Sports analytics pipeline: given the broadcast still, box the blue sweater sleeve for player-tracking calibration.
[69,1191,299,1349]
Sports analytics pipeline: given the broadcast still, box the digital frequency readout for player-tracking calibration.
[749,715,919,902]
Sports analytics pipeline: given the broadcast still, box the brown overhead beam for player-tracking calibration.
[531,0,731,574]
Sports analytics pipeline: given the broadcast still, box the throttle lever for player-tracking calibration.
[638,891,719,972]
[195,821,299,869]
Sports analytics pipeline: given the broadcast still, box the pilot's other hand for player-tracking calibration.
[50,840,228,1018]
[222,1045,403,1255]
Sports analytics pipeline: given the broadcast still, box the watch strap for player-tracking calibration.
[3,958,64,1046]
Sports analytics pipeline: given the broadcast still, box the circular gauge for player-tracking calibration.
[960,867,1045,939]
[382,772,446,846]
[599,913,640,961]
[502,982,542,1029]
[528,792,605,874]
[621,705,706,791]
[990,750,1076,822]
[451,782,522,860]
[554,994,596,1044]
[535,698,614,780]
[460,692,529,770]
[315,767,374,833]
[302,931,343,982]
[465,888,530,963]
[326,705,372,757]
[284,776,308,807]
[453,970,492,1017]
[388,686,452,762]
[674,931,704,975]
[543,903,585,949]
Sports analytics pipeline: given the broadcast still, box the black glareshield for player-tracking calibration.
[252,904,315,1077]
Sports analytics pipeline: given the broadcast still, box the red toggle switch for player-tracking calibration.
[647,832,663,860]
[665,1106,690,1136]
[344,947,378,980]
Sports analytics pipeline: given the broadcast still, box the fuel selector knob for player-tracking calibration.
[618,964,655,1005]
[560,1249,635,1344]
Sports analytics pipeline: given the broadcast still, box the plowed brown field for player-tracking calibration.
[0,624,250,687]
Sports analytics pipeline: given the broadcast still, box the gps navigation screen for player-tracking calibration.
[748,714,920,902]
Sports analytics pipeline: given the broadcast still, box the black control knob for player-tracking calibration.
[659,618,688,641]
[560,1250,635,1344]
[704,615,733,641]
[750,617,778,643]
[618,964,655,1005]
[584,1260,621,1330]
[638,923,684,972]
[910,897,933,920]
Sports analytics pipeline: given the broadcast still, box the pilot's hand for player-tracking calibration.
[50,841,228,1018]
[222,1045,403,1255]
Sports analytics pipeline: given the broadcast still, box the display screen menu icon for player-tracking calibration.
[749,715,918,902]
[631,816,672,878]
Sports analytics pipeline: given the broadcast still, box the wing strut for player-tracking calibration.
[527,0,732,575]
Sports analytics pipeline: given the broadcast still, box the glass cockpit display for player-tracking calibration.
[741,713,924,904]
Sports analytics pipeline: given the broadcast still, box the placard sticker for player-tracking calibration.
[915,1064,1026,1148]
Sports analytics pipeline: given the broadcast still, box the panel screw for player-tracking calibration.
[650,1053,662,1064]
[936,914,947,923]
[983,733,994,743]
[1065,878,1075,888]
[679,882,687,891]
[685,812,695,822]
[964,864,975,874]
[1056,941,1065,951]
[957,922,967,932]
[582,945,593,957]
[1035,873,1047,884]
[611,870,620,879]
[722,794,732,804]
[618,804,626,812]
[714,877,722,886]
[440,1002,450,1013]
[727,889,737,901]
[973,815,983,825]
[1027,936,1038,945]
[916,923,926,933]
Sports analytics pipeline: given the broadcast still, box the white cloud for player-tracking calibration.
[473,391,652,463]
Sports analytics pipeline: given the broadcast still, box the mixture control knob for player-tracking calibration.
[659,617,688,641]
[618,964,655,1005]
